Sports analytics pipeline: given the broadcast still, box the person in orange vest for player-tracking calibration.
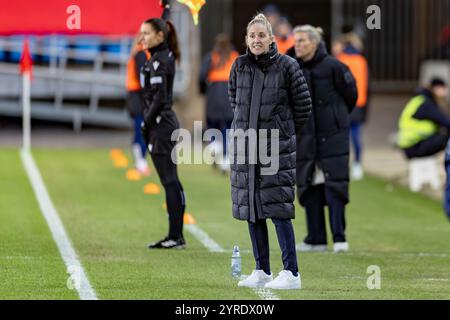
[275,17,295,54]
[334,32,369,180]
[199,33,239,173]
[126,36,151,176]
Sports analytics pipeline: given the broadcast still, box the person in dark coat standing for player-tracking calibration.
[140,16,187,249]
[229,14,312,289]
[199,34,238,172]
[287,25,357,253]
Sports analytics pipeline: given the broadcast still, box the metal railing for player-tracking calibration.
[0,3,192,130]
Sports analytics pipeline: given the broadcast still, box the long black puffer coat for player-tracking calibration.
[287,43,357,205]
[228,43,312,223]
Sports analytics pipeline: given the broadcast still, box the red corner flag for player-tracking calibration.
[19,39,33,79]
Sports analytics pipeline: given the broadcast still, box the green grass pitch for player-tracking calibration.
[0,148,449,299]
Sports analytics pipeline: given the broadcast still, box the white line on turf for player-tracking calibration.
[184,224,225,253]
[295,248,450,258]
[20,149,97,300]
[184,224,280,300]
[421,278,450,282]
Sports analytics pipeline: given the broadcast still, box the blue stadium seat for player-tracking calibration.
[103,41,122,57]
[72,36,101,63]
[41,35,69,63]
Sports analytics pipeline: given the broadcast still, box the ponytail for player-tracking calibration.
[144,18,180,62]
[166,21,181,62]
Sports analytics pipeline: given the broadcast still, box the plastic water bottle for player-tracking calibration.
[231,245,241,278]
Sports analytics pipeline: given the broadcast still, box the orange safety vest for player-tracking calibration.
[126,47,151,91]
[275,35,295,54]
[337,53,368,107]
[207,50,239,83]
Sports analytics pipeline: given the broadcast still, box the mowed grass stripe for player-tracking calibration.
[0,149,78,300]
[20,149,97,300]
[33,149,450,299]
[33,149,257,299]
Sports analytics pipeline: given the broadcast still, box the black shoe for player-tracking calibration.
[148,236,186,249]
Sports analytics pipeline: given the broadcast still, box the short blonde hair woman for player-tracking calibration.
[228,14,312,289]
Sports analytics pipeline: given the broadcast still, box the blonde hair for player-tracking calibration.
[293,25,324,44]
[246,13,273,37]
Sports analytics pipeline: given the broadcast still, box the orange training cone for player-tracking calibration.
[110,148,124,159]
[143,183,161,195]
[183,213,196,225]
[113,156,129,168]
[126,168,142,181]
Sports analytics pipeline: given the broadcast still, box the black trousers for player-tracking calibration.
[248,218,298,275]
[303,184,346,244]
[404,133,449,159]
[150,153,186,239]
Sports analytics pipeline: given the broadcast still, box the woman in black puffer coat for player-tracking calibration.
[287,25,357,253]
[228,14,312,289]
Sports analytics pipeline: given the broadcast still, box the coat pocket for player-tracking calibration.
[331,103,341,129]
[274,113,289,137]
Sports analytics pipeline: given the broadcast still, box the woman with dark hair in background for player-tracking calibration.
[124,0,171,176]
[199,33,238,172]
[140,15,186,249]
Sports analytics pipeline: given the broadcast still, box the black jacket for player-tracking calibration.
[142,42,179,155]
[288,43,357,205]
[413,88,450,129]
[228,43,312,222]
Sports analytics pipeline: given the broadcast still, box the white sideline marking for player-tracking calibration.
[295,249,450,258]
[253,288,280,300]
[20,149,97,300]
[184,224,225,253]
[421,278,449,282]
[184,224,280,300]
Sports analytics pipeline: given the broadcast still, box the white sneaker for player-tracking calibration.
[333,242,349,253]
[136,159,150,175]
[219,157,230,173]
[238,270,273,288]
[351,162,364,181]
[296,242,328,252]
[211,141,223,159]
[264,270,301,290]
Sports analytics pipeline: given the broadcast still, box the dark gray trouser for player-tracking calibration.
[248,218,298,275]
[303,184,346,244]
